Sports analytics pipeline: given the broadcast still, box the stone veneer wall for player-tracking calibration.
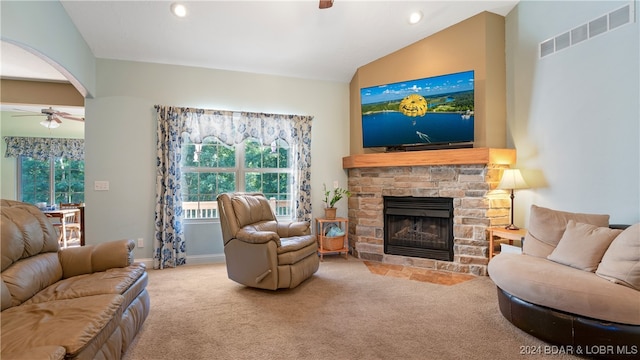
[347,164,512,276]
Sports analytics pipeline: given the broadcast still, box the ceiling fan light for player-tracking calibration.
[40,120,60,129]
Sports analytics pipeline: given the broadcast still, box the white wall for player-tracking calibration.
[506,0,640,225]
[86,59,350,261]
[1,1,96,97]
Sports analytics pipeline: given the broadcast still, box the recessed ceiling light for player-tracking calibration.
[171,3,187,18]
[409,11,423,25]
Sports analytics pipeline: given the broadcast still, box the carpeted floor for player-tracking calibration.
[123,256,581,360]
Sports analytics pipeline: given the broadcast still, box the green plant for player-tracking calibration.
[322,183,351,208]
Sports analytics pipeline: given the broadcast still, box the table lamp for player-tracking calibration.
[497,168,529,230]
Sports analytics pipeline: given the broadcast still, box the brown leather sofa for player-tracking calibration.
[217,192,319,290]
[1,200,149,360]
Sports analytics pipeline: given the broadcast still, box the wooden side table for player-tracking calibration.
[488,227,527,259]
[316,217,349,261]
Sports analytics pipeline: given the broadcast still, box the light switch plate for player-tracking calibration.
[94,180,110,191]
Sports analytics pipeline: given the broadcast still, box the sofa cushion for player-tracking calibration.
[1,253,63,307]
[1,294,124,357]
[522,205,610,258]
[489,253,640,325]
[1,345,66,360]
[231,194,275,228]
[24,263,147,306]
[596,223,640,290]
[1,200,59,271]
[547,220,622,272]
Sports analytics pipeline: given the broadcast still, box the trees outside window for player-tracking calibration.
[180,135,292,219]
[19,156,85,205]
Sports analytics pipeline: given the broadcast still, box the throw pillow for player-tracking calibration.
[522,205,610,258]
[547,220,622,271]
[596,223,640,290]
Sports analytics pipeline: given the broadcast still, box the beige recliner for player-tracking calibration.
[217,192,319,290]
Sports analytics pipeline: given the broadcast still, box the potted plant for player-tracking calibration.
[322,183,351,219]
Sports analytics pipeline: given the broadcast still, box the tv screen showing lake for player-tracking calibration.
[360,70,475,148]
[362,111,474,148]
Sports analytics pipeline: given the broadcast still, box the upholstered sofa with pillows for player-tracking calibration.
[488,205,639,357]
[1,200,150,360]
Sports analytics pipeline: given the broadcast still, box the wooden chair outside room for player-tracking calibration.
[59,203,84,246]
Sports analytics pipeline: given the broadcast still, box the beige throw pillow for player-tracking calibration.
[547,220,622,271]
[596,223,640,290]
[522,205,610,258]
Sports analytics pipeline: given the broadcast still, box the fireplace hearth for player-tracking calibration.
[384,196,454,261]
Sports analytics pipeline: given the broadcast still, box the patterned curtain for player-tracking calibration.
[154,106,187,269]
[154,106,313,269]
[4,137,84,160]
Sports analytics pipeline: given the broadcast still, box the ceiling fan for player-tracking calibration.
[12,107,85,129]
[319,0,334,9]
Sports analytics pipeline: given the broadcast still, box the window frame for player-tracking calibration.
[180,136,293,223]
[17,155,85,205]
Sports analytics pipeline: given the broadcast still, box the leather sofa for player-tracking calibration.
[1,199,150,360]
[217,192,319,290]
[489,205,640,359]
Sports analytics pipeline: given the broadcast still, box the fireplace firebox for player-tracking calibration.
[383,196,454,261]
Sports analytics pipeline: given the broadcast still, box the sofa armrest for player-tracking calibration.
[277,221,311,237]
[236,229,281,246]
[59,239,135,279]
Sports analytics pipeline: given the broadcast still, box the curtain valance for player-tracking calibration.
[3,136,84,161]
[160,107,312,147]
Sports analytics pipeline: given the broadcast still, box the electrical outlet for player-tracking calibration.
[137,238,144,248]
[333,180,339,189]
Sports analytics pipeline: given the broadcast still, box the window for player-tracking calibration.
[18,156,85,205]
[180,134,292,219]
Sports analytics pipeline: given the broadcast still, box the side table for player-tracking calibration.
[316,217,348,261]
[488,227,527,259]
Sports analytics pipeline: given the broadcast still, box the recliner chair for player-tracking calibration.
[217,192,319,290]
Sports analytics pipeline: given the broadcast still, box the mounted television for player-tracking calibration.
[360,70,474,151]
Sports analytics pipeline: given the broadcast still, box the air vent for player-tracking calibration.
[555,31,571,51]
[610,4,631,29]
[589,15,608,38]
[571,24,588,45]
[540,2,635,58]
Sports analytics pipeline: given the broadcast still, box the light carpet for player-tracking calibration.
[123,256,580,360]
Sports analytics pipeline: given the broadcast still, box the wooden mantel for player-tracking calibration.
[342,147,516,169]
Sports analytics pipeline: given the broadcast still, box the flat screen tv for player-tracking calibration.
[360,70,474,150]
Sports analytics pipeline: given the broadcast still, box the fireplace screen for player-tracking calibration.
[384,197,454,261]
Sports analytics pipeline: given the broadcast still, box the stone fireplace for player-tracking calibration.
[344,148,516,276]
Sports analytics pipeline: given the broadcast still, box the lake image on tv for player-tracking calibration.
[362,111,474,147]
[360,70,475,148]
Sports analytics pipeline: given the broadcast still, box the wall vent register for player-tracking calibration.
[539,2,636,58]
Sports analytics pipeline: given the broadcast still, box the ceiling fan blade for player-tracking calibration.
[12,108,40,114]
[53,117,63,124]
[319,0,333,9]
[59,114,85,122]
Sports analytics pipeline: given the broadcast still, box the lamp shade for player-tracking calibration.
[40,120,60,129]
[497,169,529,190]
